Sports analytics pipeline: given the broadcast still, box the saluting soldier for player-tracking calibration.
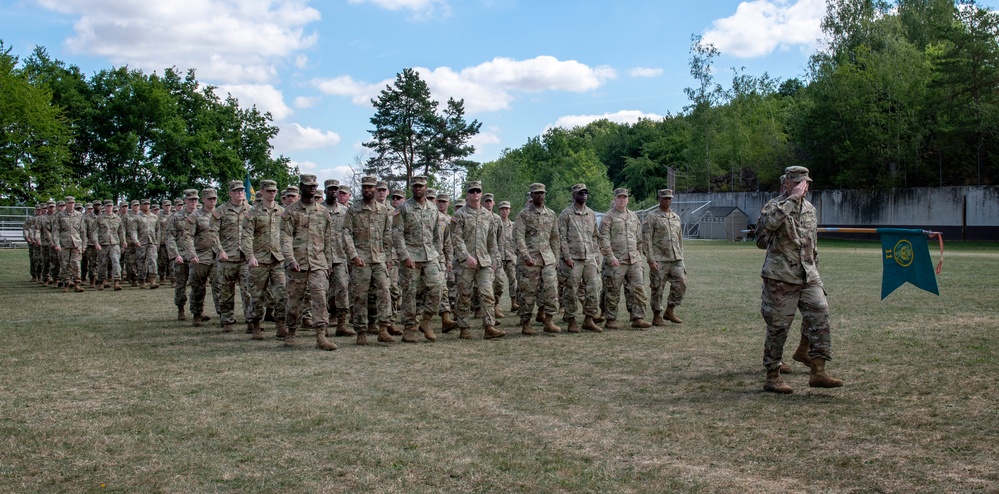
[642,188,686,326]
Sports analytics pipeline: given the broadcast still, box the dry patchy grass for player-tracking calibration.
[0,240,997,493]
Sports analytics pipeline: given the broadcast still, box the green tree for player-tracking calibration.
[364,68,481,187]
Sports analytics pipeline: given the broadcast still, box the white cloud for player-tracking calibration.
[216,84,293,120]
[289,160,319,172]
[549,110,665,131]
[313,56,617,114]
[348,0,451,19]
[293,96,320,108]
[273,123,341,152]
[39,0,321,84]
[629,67,664,78]
[702,0,825,58]
[469,130,501,147]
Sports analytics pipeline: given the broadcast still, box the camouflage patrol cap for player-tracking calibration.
[529,183,546,193]
[425,188,437,199]
[337,185,350,193]
[454,199,465,208]
[75,206,83,212]
[784,166,812,182]
[201,188,217,199]
[57,201,66,207]
[360,176,377,187]
[117,201,128,208]
[465,180,482,192]
[313,190,323,199]
[299,174,318,186]
[103,200,114,206]
[129,199,140,206]
[498,201,511,209]
[324,179,339,189]
[411,176,428,186]
[84,202,93,209]
[571,183,588,193]
[183,189,199,200]
[391,189,405,199]
[229,180,244,191]
[260,180,278,191]
[46,200,55,207]
[376,180,389,190]
[482,193,494,202]
[614,188,630,197]
[286,185,300,195]
[436,192,450,202]
[161,199,172,207]
[92,200,102,207]
[658,189,674,198]
[173,198,184,207]
[140,198,150,204]
[65,196,76,203]
[151,203,160,210]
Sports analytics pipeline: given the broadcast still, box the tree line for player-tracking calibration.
[1,44,295,206]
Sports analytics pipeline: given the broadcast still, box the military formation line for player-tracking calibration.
[20,165,841,393]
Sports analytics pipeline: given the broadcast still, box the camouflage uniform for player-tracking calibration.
[131,203,161,284]
[451,183,501,335]
[641,190,687,313]
[211,183,252,330]
[96,203,127,284]
[342,182,393,332]
[185,191,222,319]
[157,201,172,282]
[241,181,287,328]
[46,204,62,284]
[324,189,351,329]
[599,191,648,323]
[558,187,603,322]
[53,198,91,288]
[24,210,39,280]
[165,194,198,312]
[497,203,519,310]
[124,202,139,284]
[83,205,99,284]
[393,183,443,330]
[281,182,334,337]
[434,193,455,316]
[513,187,560,323]
[759,176,832,370]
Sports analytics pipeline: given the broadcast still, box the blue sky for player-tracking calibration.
[4,0,998,184]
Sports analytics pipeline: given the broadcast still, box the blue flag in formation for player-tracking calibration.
[244,172,255,197]
[879,228,939,300]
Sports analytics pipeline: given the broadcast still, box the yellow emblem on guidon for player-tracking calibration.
[893,239,914,267]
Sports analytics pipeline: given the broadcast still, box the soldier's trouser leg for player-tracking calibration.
[142,244,159,279]
[456,264,495,329]
[562,258,600,321]
[249,262,287,322]
[189,262,213,316]
[517,263,557,321]
[60,247,83,284]
[173,260,190,308]
[556,262,569,310]
[49,246,60,282]
[327,263,349,319]
[389,262,401,312]
[86,246,97,281]
[238,263,252,323]
[158,244,168,280]
[622,262,647,320]
[650,260,687,311]
[209,262,222,316]
[602,263,628,322]
[761,279,832,370]
[286,269,329,333]
[124,246,136,282]
[28,244,36,278]
[80,246,89,280]
[493,261,507,304]
[402,260,442,327]
[217,261,243,326]
[439,262,455,314]
[502,260,518,307]
[40,246,50,281]
[99,245,122,282]
[350,263,390,330]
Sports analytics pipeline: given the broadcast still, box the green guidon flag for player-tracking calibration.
[879,228,939,300]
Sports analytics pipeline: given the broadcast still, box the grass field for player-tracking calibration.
[1,240,997,493]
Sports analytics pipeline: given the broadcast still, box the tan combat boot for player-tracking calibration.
[809,358,844,388]
[302,317,314,329]
[74,280,85,292]
[535,309,544,323]
[631,318,652,329]
[178,307,186,320]
[89,279,96,287]
[440,312,458,333]
[419,314,438,342]
[582,316,602,333]
[565,318,580,333]
[315,326,338,350]
[192,314,203,327]
[388,322,403,336]
[377,325,397,343]
[222,322,234,333]
[604,319,621,330]
[356,330,368,346]
[97,280,105,291]
[113,281,122,291]
[484,325,505,339]
[510,301,519,312]
[402,326,419,343]
[284,328,298,347]
[665,304,683,324]
[493,304,504,319]
[62,283,70,293]
[334,311,355,337]
[521,319,537,336]
[366,320,377,335]
[651,311,666,326]
[593,312,606,323]
[780,361,793,374]
[458,328,473,340]
[792,334,813,368]
[148,275,159,289]
[251,321,264,341]
[275,321,288,339]
[763,367,793,394]
[542,315,561,334]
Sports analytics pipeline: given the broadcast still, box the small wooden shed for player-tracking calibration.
[698,206,750,240]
